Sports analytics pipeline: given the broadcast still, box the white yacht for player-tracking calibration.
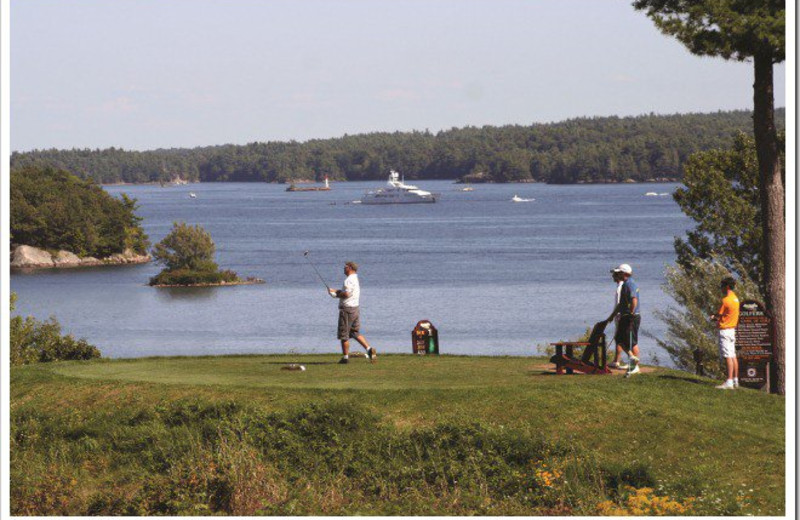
[360,171,436,204]
[511,194,534,203]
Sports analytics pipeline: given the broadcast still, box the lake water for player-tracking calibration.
[11,181,691,365]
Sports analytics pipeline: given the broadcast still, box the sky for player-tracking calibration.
[11,0,787,152]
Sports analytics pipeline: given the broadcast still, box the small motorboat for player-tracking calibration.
[644,192,658,197]
[189,192,197,198]
[511,194,534,203]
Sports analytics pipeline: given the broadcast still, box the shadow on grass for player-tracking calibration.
[262,361,340,366]
[526,369,561,377]
[656,374,709,386]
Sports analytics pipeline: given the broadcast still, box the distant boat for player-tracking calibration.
[644,192,658,196]
[458,185,475,192]
[189,192,197,198]
[511,194,534,203]
[360,171,436,204]
[286,177,332,192]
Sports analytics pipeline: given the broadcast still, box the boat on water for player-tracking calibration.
[286,177,331,192]
[458,185,475,192]
[511,194,534,203]
[360,171,436,204]
[189,192,197,199]
[644,192,658,196]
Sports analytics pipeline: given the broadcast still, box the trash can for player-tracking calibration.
[412,320,439,355]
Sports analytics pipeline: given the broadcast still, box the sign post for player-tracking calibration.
[735,300,773,392]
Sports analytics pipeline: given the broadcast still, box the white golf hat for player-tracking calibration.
[611,263,633,274]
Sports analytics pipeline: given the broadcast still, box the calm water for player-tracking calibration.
[11,181,690,364]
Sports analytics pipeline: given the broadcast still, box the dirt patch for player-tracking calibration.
[527,362,658,376]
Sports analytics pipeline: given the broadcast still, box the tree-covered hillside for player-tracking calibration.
[10,166,149,257]
[10,109,784,184]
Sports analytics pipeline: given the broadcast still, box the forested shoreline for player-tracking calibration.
[11,109,784,185]
[10,166,149,258]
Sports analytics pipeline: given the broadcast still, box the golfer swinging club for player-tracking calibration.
[329,261,377,364]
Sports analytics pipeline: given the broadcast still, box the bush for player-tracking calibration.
[10,293,101,366]
[651,257,761,377]
[152,222,216,271]
[149,268,239,286]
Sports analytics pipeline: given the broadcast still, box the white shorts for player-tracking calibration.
[718,328,736,359]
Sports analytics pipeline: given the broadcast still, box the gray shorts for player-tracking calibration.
[337,306,360,340]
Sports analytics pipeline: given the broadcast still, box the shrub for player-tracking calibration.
[152,222,216,271]
[10,293,101,365]
[149,268,239,286]
[651,257,761,377]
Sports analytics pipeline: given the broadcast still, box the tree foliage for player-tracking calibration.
[10,166,149,257]
[10,292,102,366]
[653,257,760,377]
[632,0,785,63]
[152,222,217,272]
[10,110,783,185]
[150,222,241,286]
[672,133,784,287]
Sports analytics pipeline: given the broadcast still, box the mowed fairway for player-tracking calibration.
[13,354,785,515]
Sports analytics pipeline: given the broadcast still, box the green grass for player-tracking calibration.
[11,354,785,515]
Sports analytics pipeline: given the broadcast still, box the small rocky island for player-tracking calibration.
[149,222,264,288]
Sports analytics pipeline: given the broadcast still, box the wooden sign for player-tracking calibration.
[411,320,439,355]
[738,359,769,390]
[736,300,772,391]
[735,300,773,361]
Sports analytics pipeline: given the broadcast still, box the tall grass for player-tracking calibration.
[11,399,698,515]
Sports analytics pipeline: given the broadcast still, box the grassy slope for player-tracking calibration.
[11,354,785,515]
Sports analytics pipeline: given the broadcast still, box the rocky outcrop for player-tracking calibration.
[458,171,492,184]
[53,251,82,267]
[10,245,150,269]
[11,245,56,268]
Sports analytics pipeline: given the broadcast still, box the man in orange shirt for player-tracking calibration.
[710,277,740,390]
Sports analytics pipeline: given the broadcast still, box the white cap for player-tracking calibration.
[611,263,633,274]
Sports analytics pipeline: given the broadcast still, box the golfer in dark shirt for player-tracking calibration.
[607,263,641,377]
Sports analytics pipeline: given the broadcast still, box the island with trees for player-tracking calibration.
[10,165,151,269]
[149,222,264,287]
[10,109,784,185]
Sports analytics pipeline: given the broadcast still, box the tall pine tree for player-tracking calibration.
[633,0,786,394]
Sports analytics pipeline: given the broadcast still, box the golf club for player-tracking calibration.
[303,250,332,292]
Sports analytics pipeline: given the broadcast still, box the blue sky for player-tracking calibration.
[11,0,786,151]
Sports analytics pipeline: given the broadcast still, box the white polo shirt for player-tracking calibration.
[341,273,360,308]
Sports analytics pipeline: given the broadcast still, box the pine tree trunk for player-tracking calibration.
[753,53,785,395]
